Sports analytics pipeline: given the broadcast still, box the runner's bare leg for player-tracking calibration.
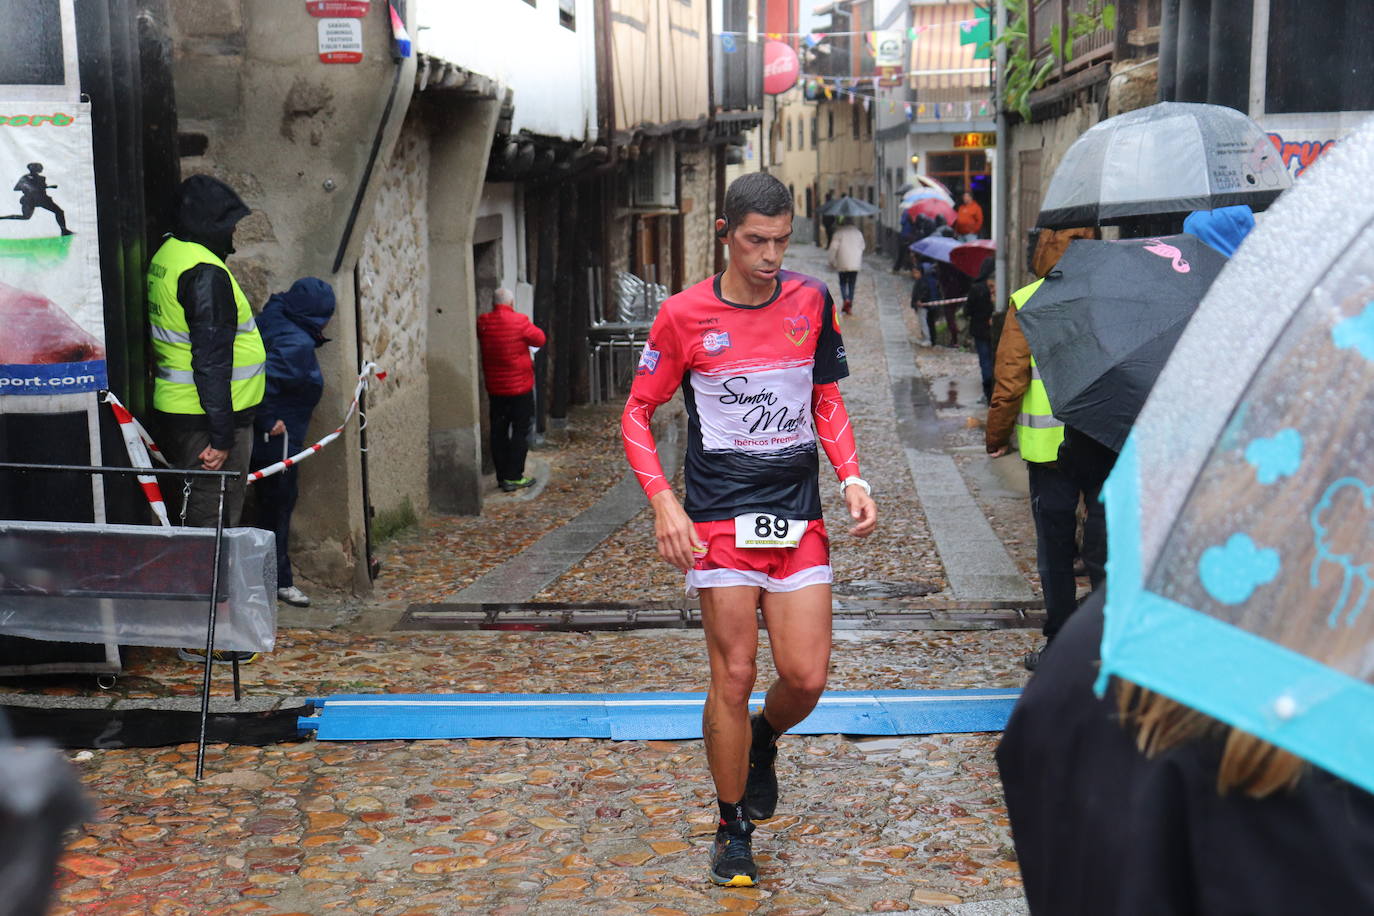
[700,585,764,802]
[759,583,833,730]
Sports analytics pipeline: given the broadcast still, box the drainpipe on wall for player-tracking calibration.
[993,0,1008,305]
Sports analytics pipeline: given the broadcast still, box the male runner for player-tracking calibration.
[621,172,877,887]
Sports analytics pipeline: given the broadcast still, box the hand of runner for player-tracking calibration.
[650,490,704,571]
[844,486,877,538]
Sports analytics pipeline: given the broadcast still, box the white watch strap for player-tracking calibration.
[840,476,871,496]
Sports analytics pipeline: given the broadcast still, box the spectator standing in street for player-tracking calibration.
[954,191,984,241]
[477,287,545,492]
[910,256,940,346]
[821,190,836,247]
[249,278,335,609]
[827,216,865,314]
[986,228,1101,671]
[148,175,263,529]
[965,259,995,402]
[148,175,264,665]
[621,172,877,888]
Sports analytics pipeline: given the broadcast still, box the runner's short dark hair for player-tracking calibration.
[721,172,793,236]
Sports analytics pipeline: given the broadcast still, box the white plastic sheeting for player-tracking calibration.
[0,522,277,652]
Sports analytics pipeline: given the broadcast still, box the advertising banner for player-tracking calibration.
[0,102,104,395]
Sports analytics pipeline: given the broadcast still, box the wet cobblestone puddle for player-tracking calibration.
[25,248,1039,915]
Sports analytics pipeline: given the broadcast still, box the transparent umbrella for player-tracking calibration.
[1099,116,1374,794]
[1038,102,1292,229]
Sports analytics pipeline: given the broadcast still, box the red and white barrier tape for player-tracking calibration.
[248,362,384,484]
[102,391,171,527]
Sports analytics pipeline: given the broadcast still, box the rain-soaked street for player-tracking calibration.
[14,245,1051,916]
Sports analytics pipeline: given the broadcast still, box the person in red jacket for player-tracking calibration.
[476,287,546,491]
[953,191,984,240]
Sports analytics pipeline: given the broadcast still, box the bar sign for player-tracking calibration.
[318,18,364,63]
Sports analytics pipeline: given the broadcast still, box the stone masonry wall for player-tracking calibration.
[357,110,431,526]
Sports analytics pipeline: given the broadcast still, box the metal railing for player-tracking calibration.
[1028,0,1117,80]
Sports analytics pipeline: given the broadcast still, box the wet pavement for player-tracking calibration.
[10,244,1050,915]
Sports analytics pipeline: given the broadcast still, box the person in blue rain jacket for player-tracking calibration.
[249,278,335,608]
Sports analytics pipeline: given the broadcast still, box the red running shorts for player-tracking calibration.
[685,518,832,596]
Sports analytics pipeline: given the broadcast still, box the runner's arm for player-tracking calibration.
[814,382,877,537]
[621,393,702,570]
[621,393,671,500]
[812,381,860,481]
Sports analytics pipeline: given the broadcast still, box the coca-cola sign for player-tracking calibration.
[763,40,799,95]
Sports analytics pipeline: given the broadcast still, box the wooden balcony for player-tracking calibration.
[1029,0,1118,80]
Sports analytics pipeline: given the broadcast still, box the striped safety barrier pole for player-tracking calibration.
[248,362,384,485]
[102,391,172,527]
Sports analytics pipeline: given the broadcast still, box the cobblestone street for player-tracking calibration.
[13,244,1046,916]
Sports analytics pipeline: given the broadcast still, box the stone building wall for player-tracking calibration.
[357,110,432,528]
[680,145,717,284]
[166,0,416,590]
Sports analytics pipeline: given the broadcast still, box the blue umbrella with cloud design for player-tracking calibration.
[1098,116,1374,796]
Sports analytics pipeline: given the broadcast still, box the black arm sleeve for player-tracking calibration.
[177,264,239,449]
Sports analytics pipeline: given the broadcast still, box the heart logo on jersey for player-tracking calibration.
[783,315,811,346]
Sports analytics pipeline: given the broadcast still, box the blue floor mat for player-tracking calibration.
[300,689,1020,741]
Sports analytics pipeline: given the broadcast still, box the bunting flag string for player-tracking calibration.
[721,18,987,41]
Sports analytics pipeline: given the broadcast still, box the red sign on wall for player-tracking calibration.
[307,0,370,16]
[763,40,800,95]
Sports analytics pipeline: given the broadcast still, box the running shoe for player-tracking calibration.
[499,476,536,492]
[744,713,779,820]
[708,818,757,887]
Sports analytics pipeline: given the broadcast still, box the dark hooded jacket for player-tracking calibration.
[152,175,252,449]
[252,279,335,455]
[998,590,1374,915]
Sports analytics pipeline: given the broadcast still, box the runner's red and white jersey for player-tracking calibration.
[627,270,848,522]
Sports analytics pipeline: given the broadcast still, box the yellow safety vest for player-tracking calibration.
[1011,279,1064,463]
[147,238,265,415]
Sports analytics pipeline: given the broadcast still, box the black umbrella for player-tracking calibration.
[818,195,879,218]
[1017,234,1227,452]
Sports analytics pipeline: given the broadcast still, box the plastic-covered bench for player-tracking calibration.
[0,463,276,778]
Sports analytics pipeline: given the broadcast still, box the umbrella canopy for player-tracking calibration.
[906,197,958,226]
[1017,234,1226,452]
[901,187,953,209]
[819,195,879,218]
[908,235,959,263]
[950,239,996,277]
[1098,116,1374,797]
[1037,102,1292,229]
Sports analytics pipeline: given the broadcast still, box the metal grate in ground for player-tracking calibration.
[396,598,1045,632]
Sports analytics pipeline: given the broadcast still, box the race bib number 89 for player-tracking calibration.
[734,514,804,548]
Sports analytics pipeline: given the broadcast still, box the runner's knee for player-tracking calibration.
[711,656,757,703]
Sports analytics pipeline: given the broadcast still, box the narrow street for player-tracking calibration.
[7,241,1054,916]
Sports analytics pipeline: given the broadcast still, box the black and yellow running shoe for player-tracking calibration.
[709,818,758,887]
[744,713,779,820]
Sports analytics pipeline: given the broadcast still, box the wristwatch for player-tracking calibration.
[840,476,872,497]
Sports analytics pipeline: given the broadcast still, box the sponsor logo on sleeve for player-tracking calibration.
[637,345,661,375]
[702,329,732,354]
[783,315,811,346]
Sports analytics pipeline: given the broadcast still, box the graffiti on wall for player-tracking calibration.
[1267,132,1338,179]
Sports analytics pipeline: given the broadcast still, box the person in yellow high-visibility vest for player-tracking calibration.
[148,176,264,530]
[985,228,1104,671]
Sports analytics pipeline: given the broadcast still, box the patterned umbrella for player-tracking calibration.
[1037,102,1292,229]
[1098,117,1374,795]
[905,197,958,227]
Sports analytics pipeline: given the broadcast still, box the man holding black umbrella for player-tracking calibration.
[986,228,1101,671]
